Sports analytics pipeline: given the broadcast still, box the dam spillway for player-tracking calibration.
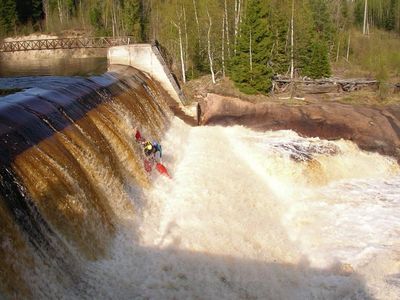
[0,64,173,298]
[0,48,400,299]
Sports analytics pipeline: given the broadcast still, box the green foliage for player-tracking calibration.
[16,0,32,24]
[123,0,141,39]
[384,0,396,31]
[0,0,16,35]
[229,0,274,94]
[293,0,331,78]
[0,0,399,92]
[349,30,400,79]
[229,0,334,93]
[192,40,209,76]
[302,39,331,78]
[353,0,364,27]
[354,0,400,32]
[89,6,104,34]
[308,0,335,43]
[269,0,290,74]
[31,0,44,30]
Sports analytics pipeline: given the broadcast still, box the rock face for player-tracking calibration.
[201,93,400,162]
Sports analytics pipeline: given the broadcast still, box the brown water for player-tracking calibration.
[0,57,107,77]
[0,66,172,298]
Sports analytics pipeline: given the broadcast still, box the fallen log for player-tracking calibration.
[272,77,381,94]
[273,77,378,85]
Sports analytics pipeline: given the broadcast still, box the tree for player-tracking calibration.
[354,0,364,27]
[363,0,369,35]
[385,0,396,31]
[269,1,290,75]
[89,4,105,35]
[32,0,44,29]
[0,0,16,36]
[206,6,215,84]
[308,0,335,45]
[123,0,142,40]
[294,0,331,78]
[230,0,274,94]
[303,38,331,78]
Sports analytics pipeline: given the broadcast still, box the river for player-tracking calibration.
[0,63,399,299]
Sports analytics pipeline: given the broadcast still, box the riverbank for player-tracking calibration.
[184,75,400,105]
[199,93,400,164]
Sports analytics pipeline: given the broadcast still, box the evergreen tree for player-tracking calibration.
[269,0,290,75]
[295,0,331,78]
[139,0,150,42]
[0,0,16,35]
[123,0,142,40]
[339,0,350,30]
[89,4,105,35]
[302,38,331,78]
[16,0,32,24]
[353,0,364,27]
[308,0,335,45]
[294,0,315,77]
[31,0,44,29]
[385,0,396,30]
[229,0,274,94]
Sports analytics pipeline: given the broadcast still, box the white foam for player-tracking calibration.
[85,118,400,299]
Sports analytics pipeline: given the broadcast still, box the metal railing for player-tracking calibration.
[0,36,134,52]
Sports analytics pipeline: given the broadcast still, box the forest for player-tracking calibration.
[0,0,400,94]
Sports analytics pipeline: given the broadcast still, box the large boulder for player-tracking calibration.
[201,93,400,162]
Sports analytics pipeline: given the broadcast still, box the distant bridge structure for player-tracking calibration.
[0,36,134,52]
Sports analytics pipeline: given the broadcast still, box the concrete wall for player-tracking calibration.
[107,44,186,105]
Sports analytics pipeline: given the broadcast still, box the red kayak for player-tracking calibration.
[156,163,171,178]
[143,159,171,178]
[144,159,152,172]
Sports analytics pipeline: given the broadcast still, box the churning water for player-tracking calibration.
[0,67,399,299]
[107,120,399,300]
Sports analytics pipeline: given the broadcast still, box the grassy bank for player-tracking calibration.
[184,74,400,106]
[184,29,400,106]
[333,30,400,81]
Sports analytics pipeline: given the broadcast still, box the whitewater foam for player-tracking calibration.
[84,118,400,299]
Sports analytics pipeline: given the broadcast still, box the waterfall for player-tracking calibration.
[0,66,172,298]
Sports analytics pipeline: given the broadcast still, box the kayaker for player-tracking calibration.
[143,141,154,157]
[152,141,162,162]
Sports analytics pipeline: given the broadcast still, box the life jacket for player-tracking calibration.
[152,142,162,157]
[144,141,153,156]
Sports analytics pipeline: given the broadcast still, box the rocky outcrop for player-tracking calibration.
[201,93,400,162]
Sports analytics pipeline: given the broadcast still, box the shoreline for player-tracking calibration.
[199,93,400,164]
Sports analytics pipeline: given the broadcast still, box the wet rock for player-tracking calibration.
[201,93,400,163]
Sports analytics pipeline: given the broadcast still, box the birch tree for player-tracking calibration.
[206,7,216,84]
[192,0,201,45]
[234,0,242,54]
[290,0,294,80]
[224,0,231,58]
[221,14,226,77]
[172,17,186,84]
[363,0,369,35]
